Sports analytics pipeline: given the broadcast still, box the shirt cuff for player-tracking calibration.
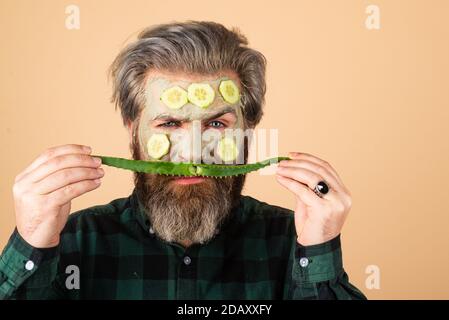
[0,229,59,296]
[292,234,344,284]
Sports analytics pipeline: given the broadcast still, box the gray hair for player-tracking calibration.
[109,21,267,128]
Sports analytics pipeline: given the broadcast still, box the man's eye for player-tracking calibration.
[208,120,225,128]
[159,121,179,127]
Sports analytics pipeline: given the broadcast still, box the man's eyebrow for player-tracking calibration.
[152,113,182,121]
[151,107,237,122]
[202,107,236,122]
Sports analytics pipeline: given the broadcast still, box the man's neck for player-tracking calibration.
[178,239,193,248]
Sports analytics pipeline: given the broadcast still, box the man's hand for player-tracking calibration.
[275,152,352,246]
[12,144,104,248]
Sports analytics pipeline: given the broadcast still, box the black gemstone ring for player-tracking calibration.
[313,181,330,198]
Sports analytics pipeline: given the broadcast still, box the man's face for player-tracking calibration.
[131,70,247,245]
[138,71,245,167]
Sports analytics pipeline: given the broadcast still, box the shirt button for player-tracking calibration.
[25,260,35,271]
[183,256,191,266]
[149,227,155,234]
[299,257,309,268]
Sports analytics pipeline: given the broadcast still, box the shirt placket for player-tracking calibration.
[171,243,198,300]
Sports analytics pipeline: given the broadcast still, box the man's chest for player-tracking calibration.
[61,233,293,299]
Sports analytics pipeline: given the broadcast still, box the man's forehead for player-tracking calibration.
[147,78,207,96]
[144,70,241,86]
[144,76,240,94]
[143,72,243,119]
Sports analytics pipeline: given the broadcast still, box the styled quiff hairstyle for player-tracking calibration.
[109,21,267,128]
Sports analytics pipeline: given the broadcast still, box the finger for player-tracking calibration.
[275,174,319,206]
[276,165,329,190]
[16,144,92,182]
[35,167,105,195]
[23,154,102,184]
[278,159,344,193]
[47,178,102,206]
[277,166,343,201]
[287,152,343,183]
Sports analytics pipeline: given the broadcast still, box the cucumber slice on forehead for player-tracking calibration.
[160,86,188,109]
[219,80,240,104]
[187,83,215,108]
[147,133,170,159]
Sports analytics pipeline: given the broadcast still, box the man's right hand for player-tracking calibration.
[12,144,104,248]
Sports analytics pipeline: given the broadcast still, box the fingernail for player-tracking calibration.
[97,168,104,175]
[84,146,92,153]
[94,178,101,184]
[93,157,102,165]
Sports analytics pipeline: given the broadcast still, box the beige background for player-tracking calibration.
[1,0,448,299]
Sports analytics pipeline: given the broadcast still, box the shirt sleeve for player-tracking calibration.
[0,229,66,299]
[288,234,367,300]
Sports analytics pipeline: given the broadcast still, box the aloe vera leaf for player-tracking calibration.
[93,155,290,177]
[194,157,290,177]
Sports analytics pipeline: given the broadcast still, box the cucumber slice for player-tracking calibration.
[187,83,215,108]
[219,80,240,104]
[217,137,239,162]
[147,133,170,159]
[160,86,188,109]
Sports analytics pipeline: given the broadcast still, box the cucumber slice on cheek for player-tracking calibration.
[147,133,170,159]
[217,137,239,162]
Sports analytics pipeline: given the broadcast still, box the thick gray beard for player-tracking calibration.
[131,129,246,245]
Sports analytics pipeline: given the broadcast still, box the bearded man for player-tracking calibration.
[0,21,366,300]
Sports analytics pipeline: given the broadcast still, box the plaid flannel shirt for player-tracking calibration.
[0,189,366,300]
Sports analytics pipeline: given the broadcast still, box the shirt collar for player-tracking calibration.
[129,188,152,233]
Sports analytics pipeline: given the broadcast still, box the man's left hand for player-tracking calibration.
[275,152,352,246]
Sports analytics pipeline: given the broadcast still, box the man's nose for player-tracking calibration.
[173,129,203,164]
[188,120,204,163]
[177,152,202,163]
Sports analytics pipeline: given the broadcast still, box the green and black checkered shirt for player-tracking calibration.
[0,189,366,300]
